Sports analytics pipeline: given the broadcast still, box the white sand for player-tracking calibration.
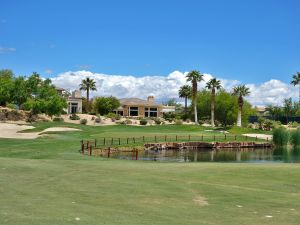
[242,133,273,140]
[0,123,80,139]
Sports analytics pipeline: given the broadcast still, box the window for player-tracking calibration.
[129,107,139,116]
[145,107,157,117]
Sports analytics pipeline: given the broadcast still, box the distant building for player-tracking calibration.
[114,96,175,118]
[56,87,82,114]
[255,106,267,116]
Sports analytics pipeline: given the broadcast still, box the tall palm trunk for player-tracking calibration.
[194,102,198,125]
[237,96,243,127]
[211,88,215,127]
[184,97,188,113]
[237,106,242,127]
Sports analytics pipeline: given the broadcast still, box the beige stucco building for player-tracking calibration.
[56,88,82,114]
[114,96,175,118]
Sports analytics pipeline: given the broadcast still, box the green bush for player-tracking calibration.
[290,129,300,147]
[273,127,289,147]
[6,103,17,110]
[80,119,87,125]
[140,119,147,125]
[53,117,64,122]
[69,113,80,120]
[288,121,300,128]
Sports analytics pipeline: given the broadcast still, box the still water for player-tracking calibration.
[111,148,300,163]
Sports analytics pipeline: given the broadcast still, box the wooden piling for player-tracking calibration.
[89,145,92,156]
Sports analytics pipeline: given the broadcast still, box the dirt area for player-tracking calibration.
[242,133,273,140]
[0,123,80,139]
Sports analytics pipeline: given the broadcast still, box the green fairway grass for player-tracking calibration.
[0,122,298,225]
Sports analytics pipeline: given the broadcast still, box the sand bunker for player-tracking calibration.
[242,133,273,140]
[0,123,80,139]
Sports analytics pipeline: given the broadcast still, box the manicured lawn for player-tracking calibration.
[0,158,300,225]
[1,122,298,225]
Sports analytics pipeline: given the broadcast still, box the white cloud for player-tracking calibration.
[51,70,298,106]
[0,47,16,54]
[246,79,298,106]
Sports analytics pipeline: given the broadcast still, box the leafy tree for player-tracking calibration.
[26,72,43,98]
[0,69,14,106]
[11,76,29,108]
[178,85,192,113]
[291,72,300,103]
[206,78,222,127]
[232,85,250,127]
[186,70,204,124]
[215,90,237,126]
[265,105,283,120]
[79,77,97,102]
[45,95,67,118]
[93,96,120,115]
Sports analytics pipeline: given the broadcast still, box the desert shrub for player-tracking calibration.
[290,129,300,147]
[175,119,183,125]
[61,110,67,115]
[26,113,37,123]
[185,119,191,123]
[53,117,64,122]
[140,119,147,125]
[273,127,289,147]
[6,110,23,121]
[89,112,97,115]
[80,119,87,125]
[69,113,80,120]
[154,118,161,125]
[124,119,132,125]
[0,111,6,121]
[95,117,101,123]
[288,121,300,128]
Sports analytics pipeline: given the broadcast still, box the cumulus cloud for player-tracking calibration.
[51,70,298,106]
[0,47,16,54]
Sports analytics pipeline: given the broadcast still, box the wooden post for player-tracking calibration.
[143,136,145,142]
[127,138,129,144]
[133,137,135,144]
[135,149,138,160]
[103,138,106,146]
[235,135,237,141]
[256,136,258,141]
[81,143,84,154]
[118,138,121,145]
[245,136,247,141]
[87,141,89,150]
[89,145,92,156]
[176,135,178,141]
[155,136,157,142]
[267,137,269,142]
[111,138,113,145]
[189,135,191,141]
[213,135,215,141]
[165,135,167,142]
[201,135,203,141]
[95,139,97,147]
[225,134,226,140]
[108,147,111,158]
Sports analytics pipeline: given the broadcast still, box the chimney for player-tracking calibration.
[72,90,82,98]
[147,96,154,103]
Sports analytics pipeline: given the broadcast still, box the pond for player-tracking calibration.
[110,148,300,163]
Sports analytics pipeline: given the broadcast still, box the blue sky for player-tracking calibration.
[1,0,300,84]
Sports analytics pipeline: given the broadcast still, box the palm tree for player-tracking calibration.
[186,70,204,125]
[178,85,192,113]
[79,77,97,102]
[206,78,222,127]
[232,85,250,127]
[291,72,300,103]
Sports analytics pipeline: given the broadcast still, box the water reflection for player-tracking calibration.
[112,147,300,163]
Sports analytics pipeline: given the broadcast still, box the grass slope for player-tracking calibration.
[0,122,297,225]
[0,158,299,225]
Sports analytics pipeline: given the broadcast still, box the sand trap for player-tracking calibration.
[42,127,80,132]
[0,123,80,139]
[242,133,273,140]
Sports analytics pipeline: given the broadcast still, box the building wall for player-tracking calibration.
[67,99,82,113]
